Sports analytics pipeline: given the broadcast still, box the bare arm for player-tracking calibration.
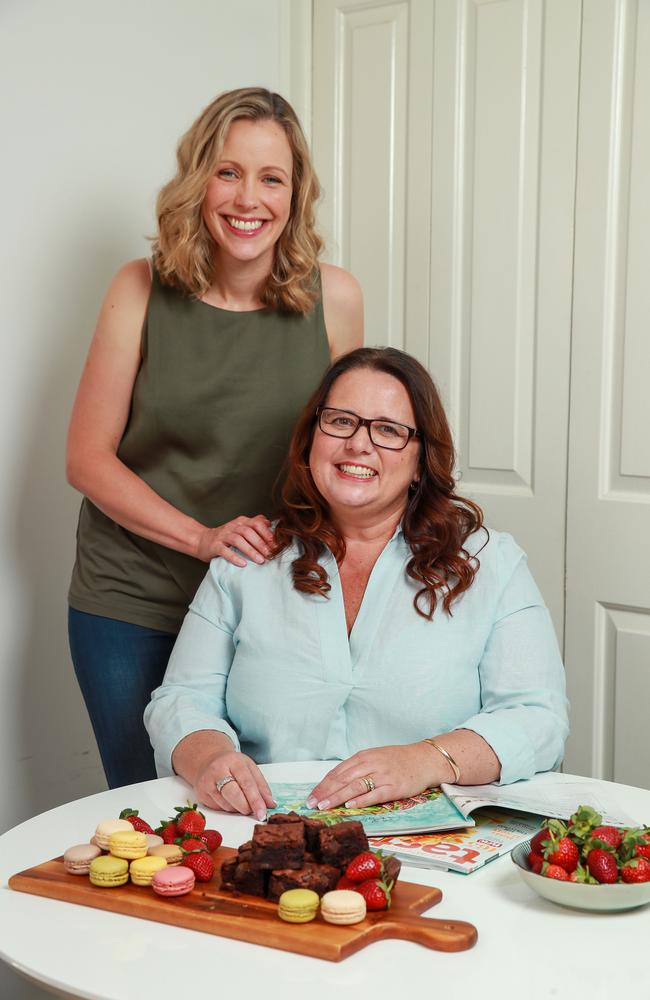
[307,730,500,810]
[66,259,274,565]
[320,262,364,359]
[172,730,275,821]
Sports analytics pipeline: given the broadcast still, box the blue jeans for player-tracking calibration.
[68,608,177,789]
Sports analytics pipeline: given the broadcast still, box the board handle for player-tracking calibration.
[369,913,478,952]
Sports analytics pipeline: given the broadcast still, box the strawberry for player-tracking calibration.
[635,832,650,861]
[587,825,623,852]
[336,875,357,890]
[181,851,214,883]
[178,837,208,853]
[355,878,393,911]
[620,857,650,883]
[119,808,154,835]
[544,836,579,874]
[200,829,223,852]
[345,851,383,883]
[174,802,206,836]
[587,848,618,884]
[156,819,180,844]
[542,863,569,881]
[530,829,550,856]
[528,851,544,874]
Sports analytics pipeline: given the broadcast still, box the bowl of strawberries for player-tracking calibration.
[511,805,650,911]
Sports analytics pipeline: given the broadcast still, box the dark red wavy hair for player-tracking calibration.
[272,347,487,617]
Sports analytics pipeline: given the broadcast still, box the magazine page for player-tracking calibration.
[441,772,639,827]
[369,810,542,873]
[268,782,474,836]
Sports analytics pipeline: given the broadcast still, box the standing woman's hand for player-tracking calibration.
[195,515,275,566]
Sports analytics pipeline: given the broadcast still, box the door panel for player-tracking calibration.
[564,0,650,785]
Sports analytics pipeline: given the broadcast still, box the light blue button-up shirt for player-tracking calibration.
[145,527,569,785]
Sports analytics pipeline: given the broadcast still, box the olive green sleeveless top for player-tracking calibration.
[68,269,331,632]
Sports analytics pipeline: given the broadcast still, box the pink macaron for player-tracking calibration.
[152,865,195,897]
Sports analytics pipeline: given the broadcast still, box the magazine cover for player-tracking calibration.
[267,783,473,836]
[369,809,543,873]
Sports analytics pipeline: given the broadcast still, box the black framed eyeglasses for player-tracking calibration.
[316,407,420,451]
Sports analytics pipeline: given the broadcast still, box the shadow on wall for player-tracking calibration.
[8,219,143,829]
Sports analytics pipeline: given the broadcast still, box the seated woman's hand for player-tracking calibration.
[193,749,276,821]
[195,515,275,566]
[306,744,444,810]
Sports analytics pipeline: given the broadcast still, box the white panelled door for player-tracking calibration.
[564,0,650,787]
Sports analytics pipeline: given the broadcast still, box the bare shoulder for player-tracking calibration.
[320,263,364,359]
[96,258,152,344]
[105,258,152,307]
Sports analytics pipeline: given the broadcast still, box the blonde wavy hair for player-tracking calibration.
[151,88,323,314]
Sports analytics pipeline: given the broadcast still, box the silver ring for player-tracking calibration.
[216,774,236,794]
[361,775,376,793]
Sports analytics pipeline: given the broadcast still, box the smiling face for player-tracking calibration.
[309,368,421,528]
[201,117,293,271]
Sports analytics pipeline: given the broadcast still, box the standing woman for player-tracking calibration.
[66,88,363,789]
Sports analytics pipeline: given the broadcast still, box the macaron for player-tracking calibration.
[130,855,168,886]
[152,865,196,897]
[320,889,367,925]
[108,830,148,860]
[277,888,320,924]
[145,834,164,851]
[148,844,183,865]
[89,855,129,888]
[94,818,133,851]
[63,843,101,875]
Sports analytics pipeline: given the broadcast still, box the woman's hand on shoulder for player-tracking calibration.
[66,258,152,488]
[193,749,276,821]
[320,262,364,360]
[306,743,446,810]
[195,514,275,566]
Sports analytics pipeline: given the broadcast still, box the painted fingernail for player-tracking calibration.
[317,800,330,810]
[306,797,316,808]
[345,800,356,808]
[269,799,277,807]
[256,810,266,822]
[254,555,264,564]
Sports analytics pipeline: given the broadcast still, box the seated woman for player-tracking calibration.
[145,347,569,821]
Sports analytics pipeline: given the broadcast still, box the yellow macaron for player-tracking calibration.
[89,855,129,888]
[277,888,320,923]
[320,889,367,925]
[130,855,168,886]
[108,830,148,860]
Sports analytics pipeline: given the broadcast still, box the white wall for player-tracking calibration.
[0,0,284,839]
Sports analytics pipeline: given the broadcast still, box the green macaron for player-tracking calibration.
[277,888,320,923]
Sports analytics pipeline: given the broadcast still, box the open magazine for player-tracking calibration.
[268,772,639,852]
[268,783,471,836]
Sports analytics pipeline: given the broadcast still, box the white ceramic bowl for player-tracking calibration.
[511,840,650,912]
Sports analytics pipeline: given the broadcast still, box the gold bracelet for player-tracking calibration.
[422,739,461,783]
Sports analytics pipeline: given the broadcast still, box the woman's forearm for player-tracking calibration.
[67,449,204,557]
[171,730,235,786]
[423,729,501,785]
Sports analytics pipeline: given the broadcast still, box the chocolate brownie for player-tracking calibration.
[233,861,268,897]
[267,812,303,824]
[219,856,238,889]
[303,817,326,854]
[267,863,340,902]
[251,822,305,869]
[318,821,369,867]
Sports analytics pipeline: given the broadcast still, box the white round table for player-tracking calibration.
[1,763,649,1000]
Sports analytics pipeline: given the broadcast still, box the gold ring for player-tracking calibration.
[361,775,376,793]
[216,775,236,794]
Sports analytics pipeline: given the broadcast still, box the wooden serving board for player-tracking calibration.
[9,847,477,961]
